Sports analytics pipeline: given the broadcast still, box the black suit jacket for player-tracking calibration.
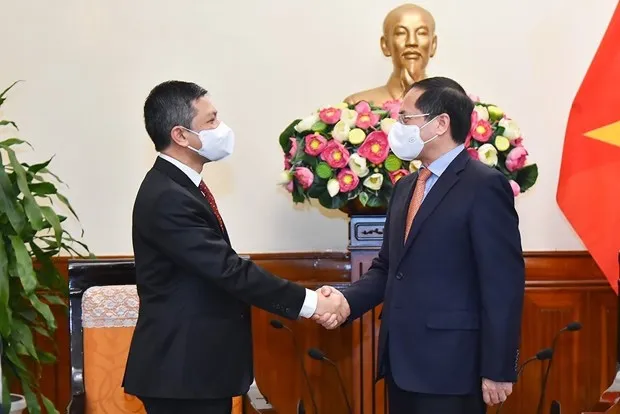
[122,157,306,399]
[343,149,525,394]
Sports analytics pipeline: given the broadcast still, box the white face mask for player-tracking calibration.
[183,122,235,161]
[388,114,439,161]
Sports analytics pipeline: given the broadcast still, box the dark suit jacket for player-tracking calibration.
[343,149,525,395]
[122,157,306,399]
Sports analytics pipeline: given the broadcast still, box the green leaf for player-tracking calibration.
[26,157,53,175]
[21,380,42,414]
[515,164,538,192]
[29,182,57,196]
[32,325,51,338]
[8,236,37,294]
[41,394,59,414]
[41,206,62,245]
[318,191,347,209]
[26,293,56,331]
[0,80,22,103]
[42,294,65,306]
[0,138,31,149]
[0,120,17,129]
[1,374,10,414]
[358,191,369,206]
[301,154,318,168]
[10,318,37,360]
[0,162,25,234]
[366,194,385,208]
[307,180,327,198]
[7,149,44,230]
[37,350,56,364]
[0,236,10,337]
[279,119,301,152]
[291,183,305,203]
[55,192,79,220]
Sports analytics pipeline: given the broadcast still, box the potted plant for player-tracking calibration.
[0,81,92,414]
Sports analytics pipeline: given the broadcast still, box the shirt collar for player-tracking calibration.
[158,153,202,187]
[425,144,465,178]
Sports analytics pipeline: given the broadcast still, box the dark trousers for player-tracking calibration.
[138,396,232,414]
[384,346,486,414]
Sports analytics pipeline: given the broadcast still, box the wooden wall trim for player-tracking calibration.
[53,250,607,285]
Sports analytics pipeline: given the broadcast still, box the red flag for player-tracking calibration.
[557,2,620,293]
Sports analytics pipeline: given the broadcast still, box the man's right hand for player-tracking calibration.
[312,286,350,329]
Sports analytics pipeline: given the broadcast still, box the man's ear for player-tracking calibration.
[170,126,190,147]
[436,113,450,136]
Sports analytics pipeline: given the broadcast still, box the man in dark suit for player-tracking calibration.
[316,77,525,413]
[122,80,346,414]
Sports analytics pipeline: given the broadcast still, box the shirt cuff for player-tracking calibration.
[298,288,318,318]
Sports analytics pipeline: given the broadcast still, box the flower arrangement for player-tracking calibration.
[466,96,538,197]
[278,100,411,212]
[278,97,538,213]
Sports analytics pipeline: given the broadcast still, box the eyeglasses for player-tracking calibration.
[398,112,429,124]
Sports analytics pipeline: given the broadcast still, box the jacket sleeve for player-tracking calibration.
[470,172,525,382]
[342,180,401,320]
[147,189,307,320]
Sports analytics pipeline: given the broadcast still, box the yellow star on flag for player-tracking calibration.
[583,120,620,147]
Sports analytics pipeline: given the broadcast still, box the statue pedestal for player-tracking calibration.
[348,214,387,414]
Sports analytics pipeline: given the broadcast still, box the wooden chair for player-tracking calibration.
[65,258,243,414]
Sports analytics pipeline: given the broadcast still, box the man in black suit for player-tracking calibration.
[316,77,525,414]
[122,80,347,414]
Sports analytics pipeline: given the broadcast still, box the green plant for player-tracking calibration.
[0,81,92,413]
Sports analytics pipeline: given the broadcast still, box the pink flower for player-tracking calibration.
[389,169,409,184]
[511,137,524,147]
[289,137,298,158]
[505,146,528,172]
[319,107,342,125]
[320,140,350,168]
[466,148,479,160]
[471,119,493,142]
[382,100,401,119]
[294,167,314,189]
[286,181,294,193]
[337,169,360,192]
[284,157,291,170]
[357,131,389,164]
[304,133,327,156]
[354,101,380,129]
[509,180,521,197]
[468,93,480,102]
[465,110,478,147]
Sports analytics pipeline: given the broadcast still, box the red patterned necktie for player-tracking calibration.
[198,180,225,232]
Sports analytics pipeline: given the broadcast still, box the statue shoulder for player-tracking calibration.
[344,86,390,106]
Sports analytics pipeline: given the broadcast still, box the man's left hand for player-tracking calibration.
[481,378,513,406]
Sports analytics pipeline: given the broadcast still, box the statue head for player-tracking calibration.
[380,4,438,82]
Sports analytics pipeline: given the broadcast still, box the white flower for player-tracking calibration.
[477,143,498,167]
[380,118,397,134]
[294,113,319,132]
[498,118,521,139]
[331,120,350,142]
[327,178,340,197]
[340,109,358,129]
[474,105,489,121]
[409,159,423,172]
[277,171,292,185]
[348,153,369,177]
[363,173,383,191]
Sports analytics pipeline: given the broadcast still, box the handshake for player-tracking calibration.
[311,286,350,329]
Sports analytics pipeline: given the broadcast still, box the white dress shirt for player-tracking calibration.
[157,153,318,318]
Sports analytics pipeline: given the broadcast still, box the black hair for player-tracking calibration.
[409,76,474,144]
[143,80,208,151]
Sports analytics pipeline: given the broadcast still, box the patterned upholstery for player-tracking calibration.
[81,285,242,414]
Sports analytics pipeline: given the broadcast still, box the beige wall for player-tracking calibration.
[0,0,616,254]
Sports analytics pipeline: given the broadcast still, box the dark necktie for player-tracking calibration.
[198,180,225,232]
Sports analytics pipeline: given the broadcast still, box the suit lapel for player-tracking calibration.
[397,150,470,267]
[153,158,231,242]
